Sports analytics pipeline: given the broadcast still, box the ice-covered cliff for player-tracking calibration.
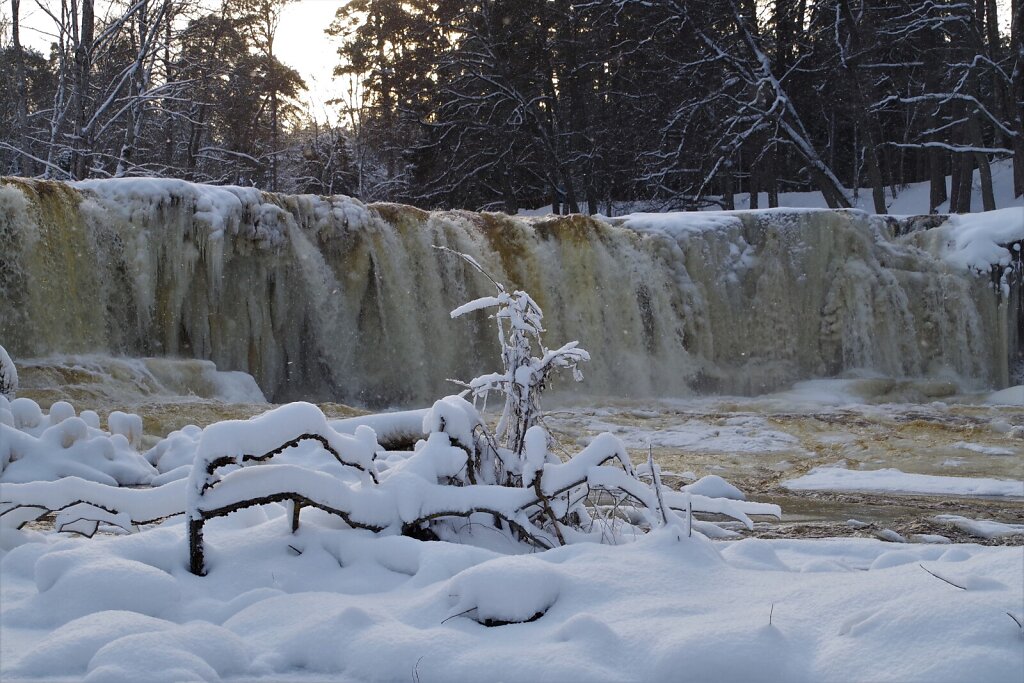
[0,177,1019,405]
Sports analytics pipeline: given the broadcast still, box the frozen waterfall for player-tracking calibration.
[0,177,1017,405]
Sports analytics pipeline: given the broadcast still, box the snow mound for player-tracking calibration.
[450,555,561,625]
[933,515,1024,539]
[8,611,174,678]
[2,514,1022,682]
[1,396,155,485]
[985,385,1024,406]
[85,622,249,683]
[682,475,745,500]
[936,208,1024,273]
[16,555,181,626]
[783,466,1023,497]
[145,424,203,484]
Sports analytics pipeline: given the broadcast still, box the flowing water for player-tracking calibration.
[10,356,1023,543]
[1,178,1017,405]
[539,384,1024,542]
[2,177,1021,541]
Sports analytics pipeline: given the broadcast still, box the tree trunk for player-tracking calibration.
[748,159,759,209]
[837,0,888,214]
[1011,0,1024,197]
[722,165,735,210]
[955,153,975,213]
[729,1,852,208]
[950,153,963,211]
[162,0,174,170]
[865,143,887,214]
[929,149,948,213]
[11,0,29,175]
[72,0,96,179]
[766,144,779,208]
[270,89,279,191]
[969,114,996,210]
[502,171,517,215]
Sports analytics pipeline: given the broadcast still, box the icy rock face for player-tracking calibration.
[0,178,1014,405]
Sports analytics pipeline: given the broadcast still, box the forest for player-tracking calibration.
[1,0,1022,214]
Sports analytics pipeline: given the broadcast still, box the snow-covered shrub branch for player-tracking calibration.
[0,478,187,537]
[0,346,16,400]
[438,246,589,472]
[1,264,780,578]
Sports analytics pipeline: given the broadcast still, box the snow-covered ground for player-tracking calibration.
[3,376,1022,681]
[1,518,1021,683]
[783,466,1024,498]
[3,185,1024,681]
[520,158,1024,216]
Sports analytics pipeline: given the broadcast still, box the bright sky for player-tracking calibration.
[6,0,349,124]
[277,1,348,123]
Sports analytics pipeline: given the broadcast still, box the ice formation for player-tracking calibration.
[1,178,1020,405]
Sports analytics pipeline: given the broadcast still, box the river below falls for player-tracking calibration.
[13,359,1024,545]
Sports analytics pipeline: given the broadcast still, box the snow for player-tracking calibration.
[621,211,745,237]
[931,207,1024,273]
[986,385,1024,406]
[1,521,1021,682]
[682,474,746,500]
[576,414,804,454]
[5,170,1022,680]
[332,409,428,448]
[75,177,266,240]
[0,345,16,399]
[783,465,1024,498]
[422,395,484,453]
[449,554,561,624]
[620,200,1023,283]
[189,402,379,510]
[952,441,1016,456]
[107,411,144,450]
[0,384,1020,681]
[1,397,156,486]
[145,424,203,483]
[933,515,1024,540]
[521,159,1024,217]
[1,478,187,533]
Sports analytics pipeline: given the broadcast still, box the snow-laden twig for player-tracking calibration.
[918,563,966,590]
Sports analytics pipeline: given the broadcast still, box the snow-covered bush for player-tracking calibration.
[0,345,17,399]
[0,395,164,537]
[1,258,779,579]
[440,247,589,465]
[0,396,154,486]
